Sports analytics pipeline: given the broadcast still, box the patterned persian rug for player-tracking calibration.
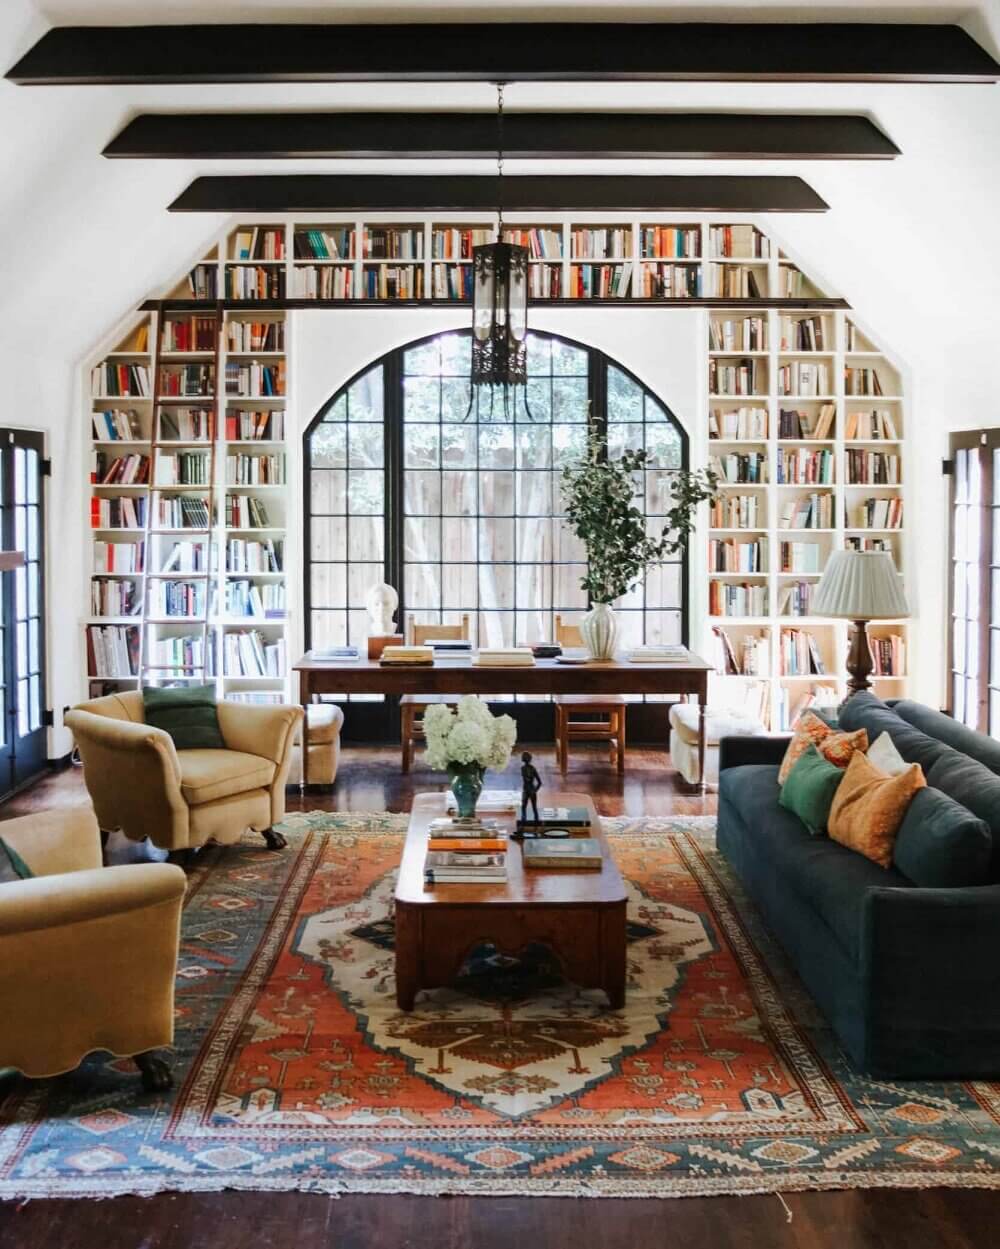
[4,812,1000,1201]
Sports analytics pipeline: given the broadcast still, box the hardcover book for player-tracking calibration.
[522,839,603,870]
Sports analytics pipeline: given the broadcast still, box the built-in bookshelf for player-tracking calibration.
[87,299,290,704]
[708,306,908,728]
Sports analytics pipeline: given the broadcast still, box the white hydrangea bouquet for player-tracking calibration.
[423,696,517,819]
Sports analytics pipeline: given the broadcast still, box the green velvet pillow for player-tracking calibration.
[0,837,33,883]
[779,743,846,836]
[142,683,225,751]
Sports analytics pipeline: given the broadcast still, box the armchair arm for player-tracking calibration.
[0,807,101,876]
[64,709,189,848]
[0,864,185,1078]
[719,735,791,771]
[217,702,302,768]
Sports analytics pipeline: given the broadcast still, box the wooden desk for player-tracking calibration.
[395,792,625,1010]
[294,650,712,786]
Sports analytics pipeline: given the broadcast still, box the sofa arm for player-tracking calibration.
[0,864,185,1078]
[0,807,102,877]
[861,884,1000,1073]
[217,702,302,768]
[719,735,791,771]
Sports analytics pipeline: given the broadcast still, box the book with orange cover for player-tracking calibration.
[427,838,507,853]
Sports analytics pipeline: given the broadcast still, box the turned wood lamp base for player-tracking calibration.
[845,619,875,699]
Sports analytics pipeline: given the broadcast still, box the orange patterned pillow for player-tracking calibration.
[777,711,868,785]
[828,750,926,868]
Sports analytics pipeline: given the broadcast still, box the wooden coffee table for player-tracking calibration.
[394,792,627,1010]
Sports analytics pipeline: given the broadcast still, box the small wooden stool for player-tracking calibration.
[552,615,627,774]
[399,614,470,773]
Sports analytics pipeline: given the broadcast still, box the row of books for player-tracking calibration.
[225,495,273,529]
[160,409,214,442]
[712,626,770,676]
[779,493,834,530]
[846,450,901,485]
[162,316,217,353]
[850,497,903,530]
[844,409,899,440]
[430,227,492,259]
[363,227,424,260]
[361,265,424,300]
[778,362,831,397]
[149,581,206,618]
[709,316,766,352]
[709,581,768,617]
[94,540,144,573]
[777,581,815,617]
[226,320,284,353]
[709,537,766,573]
[844,367,884,396]
[148,634,210,672]
[709,225,769,258]
[640,225,700,258]
[777,447,834,485]
[779,268,809,298]
[155,452,210,486]
[527,266,562,299]
[92,496,146,529]
[862,631,906,675]
[780,628,826,676]
[93,409,144,442]
[226,453,285,486]
[776,684,840,732]
[223,630,286,677]
[710,358,762,396]
[224,361,285,398]
[707,265,762,299]
[94,453,150,485]
[636,263,701,298]
[570,228,630,259]
[780,315,828,352]
[158,365,214,398]
[710,495,763,530]
[233,228,285,261]
[847,535,894,555]
[293,228,353,260]
[226,691,284,705]
[292,266,354,300]
[91,579,140,617]
[156,496,211,529]
[503,227,563,259]
[93,363,151,398]
[779,540,821,573]
[226,580,286,618]
[227,538,283,573]
[160,540,209,572]
[710,450,767,483]
[186,264,218,300]
[569,262,633,299]
[709,406,768,441]
[224,267,286,301]
[226,410,285,441]
[778,405,836,441]
[87,624,139,677]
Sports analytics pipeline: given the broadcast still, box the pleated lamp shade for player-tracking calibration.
[811,550,910,620]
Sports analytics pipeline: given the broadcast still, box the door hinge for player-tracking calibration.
[942,458,954,476]
[40,458,52,477]
[42,708,54,727]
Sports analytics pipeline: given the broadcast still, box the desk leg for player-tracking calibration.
[299,670,310,794]
[697,685,707,794]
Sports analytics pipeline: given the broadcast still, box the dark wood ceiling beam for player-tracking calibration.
[8,23,1000,85]
[104,112,900,160]
[167,174,829,213]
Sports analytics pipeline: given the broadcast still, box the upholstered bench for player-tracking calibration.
[669,702,765,787]
[292,703,345,786]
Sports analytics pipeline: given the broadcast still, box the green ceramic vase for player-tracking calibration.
[448,764,485,820]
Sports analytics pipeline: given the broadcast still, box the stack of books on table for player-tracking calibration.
[424,819,508,884]
[472,647,535,667]
[523,839,603,870]
[380,645,434,666]
[626,645,690,663]
[516,805,593,837]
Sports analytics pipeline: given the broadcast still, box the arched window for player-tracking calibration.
[305,329,687,735]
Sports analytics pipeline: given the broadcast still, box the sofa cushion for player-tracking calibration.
[837,692,951,775]
[891,699,1000,776]
[143,684,225,751]
[719,762,910,965]
[925,752,1000,879]
[669,703,764,747]
[828,750,926,869]
[0,837,33,883]
[177,749,276,806]
[779,744,845,836]
[892,787,993,887]
[778,711,868,785]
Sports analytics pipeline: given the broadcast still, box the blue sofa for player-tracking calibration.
[717,692,1000,1078]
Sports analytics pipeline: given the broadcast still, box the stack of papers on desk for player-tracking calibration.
[473,647,535,667]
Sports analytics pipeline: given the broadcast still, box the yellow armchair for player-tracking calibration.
[0,807,185,1090]
[65,691,302,854]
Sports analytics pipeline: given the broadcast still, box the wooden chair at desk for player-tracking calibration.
[399,613,471,773]
[553,614,626,774]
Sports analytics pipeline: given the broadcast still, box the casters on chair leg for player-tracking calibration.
[134,1050,173,1093]
[260,826,288,851]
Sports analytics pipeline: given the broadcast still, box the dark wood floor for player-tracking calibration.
[0,747,991,1247]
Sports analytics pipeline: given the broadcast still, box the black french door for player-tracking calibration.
[0,430,47,797]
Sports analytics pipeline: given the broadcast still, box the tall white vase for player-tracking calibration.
[580,602,618,661]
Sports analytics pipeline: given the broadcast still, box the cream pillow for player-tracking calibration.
[867,731,908,777]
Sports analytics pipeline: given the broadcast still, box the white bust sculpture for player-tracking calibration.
[365,582,398,636]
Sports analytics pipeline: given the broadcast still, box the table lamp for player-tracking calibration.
[811,550,910,697]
